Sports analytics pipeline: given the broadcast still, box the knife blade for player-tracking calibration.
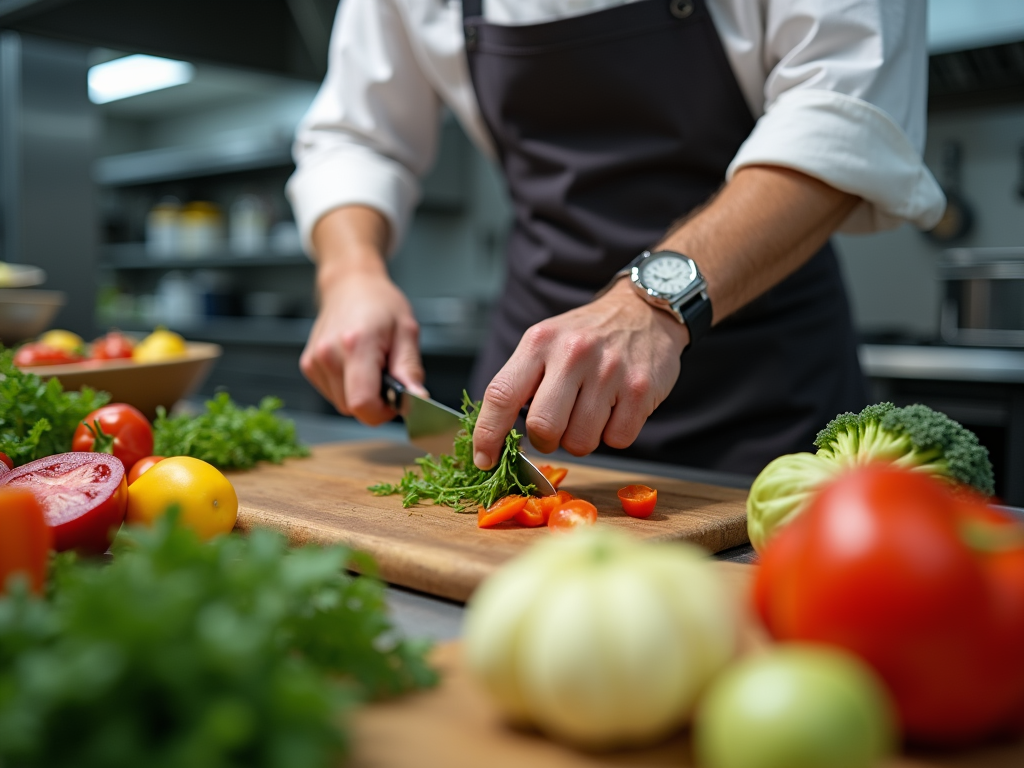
[382,374,556,497]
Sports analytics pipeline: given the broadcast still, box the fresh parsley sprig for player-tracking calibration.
[153,392,310,470]
[369,392,535,512]
[0,346,109,465]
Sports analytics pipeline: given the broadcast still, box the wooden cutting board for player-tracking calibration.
[350,564,1024,768]
[231,441,749,601]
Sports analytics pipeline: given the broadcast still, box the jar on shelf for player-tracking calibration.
[229,194,269,256]
[179,201,224,257]
[145,197,181,258]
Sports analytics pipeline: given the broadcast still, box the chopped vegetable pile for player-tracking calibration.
[0,346,110,466]
[153,393,309,470]
[369,393,534,511]
[0,516,436,767]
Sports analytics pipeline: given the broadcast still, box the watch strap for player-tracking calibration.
[677,291,712,346]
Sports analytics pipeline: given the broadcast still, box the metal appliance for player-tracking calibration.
[939,247,1024,347]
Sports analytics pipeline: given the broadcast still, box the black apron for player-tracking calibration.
[461,0,866,476]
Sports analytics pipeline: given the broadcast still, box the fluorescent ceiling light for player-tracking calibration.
[88,54,195,104]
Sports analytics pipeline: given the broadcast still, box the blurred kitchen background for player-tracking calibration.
[0,0,1023,500]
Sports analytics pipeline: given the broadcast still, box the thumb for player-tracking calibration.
[389,318,427,397]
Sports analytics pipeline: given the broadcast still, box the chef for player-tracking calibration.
[288,0,944,476]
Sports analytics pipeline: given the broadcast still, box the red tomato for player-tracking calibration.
[127,455,165,485]
[515,495,561,527]
[13,342,83,367]
[0,452,12,471]
[617,484,657,518]
[548,499,597,531]
[0,453,128,556]
[537,464,568,490]
[0,488,51,594]
[90,331,135,360]
[72,404,153,473]
[478,495,528,528]
[755,465,1024,746]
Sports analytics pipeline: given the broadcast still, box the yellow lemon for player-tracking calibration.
[126,456,238,540]
[133,328,187,363]
[39,329,85,353]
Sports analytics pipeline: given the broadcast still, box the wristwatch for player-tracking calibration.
[606,250,713,346]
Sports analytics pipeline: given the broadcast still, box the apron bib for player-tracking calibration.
[462,0,866,475]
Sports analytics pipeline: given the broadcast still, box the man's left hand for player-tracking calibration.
[471,278,689,470]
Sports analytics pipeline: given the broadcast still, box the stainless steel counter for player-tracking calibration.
[860,344,1024,383]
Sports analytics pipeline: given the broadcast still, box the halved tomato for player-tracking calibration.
[515,495,561,527]
[548,499,598,531]
[478,495,529,528]
[0,488,51,594]
[0,453,128,555]
[617,484,658,518]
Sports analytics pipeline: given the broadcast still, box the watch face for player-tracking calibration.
[639,254,696,296]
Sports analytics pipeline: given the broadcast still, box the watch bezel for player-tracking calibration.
[629,250,707,316]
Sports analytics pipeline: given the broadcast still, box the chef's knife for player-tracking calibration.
[382,374,556,496]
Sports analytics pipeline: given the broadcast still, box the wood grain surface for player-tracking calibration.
[231,441,749,601]
[350,564,1024,768]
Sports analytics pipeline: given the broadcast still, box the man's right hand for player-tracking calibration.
[299,205,427,425]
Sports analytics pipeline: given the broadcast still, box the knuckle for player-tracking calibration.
[522,323,554,351]
[340,329,362,354]
[624,373,653,402]
[562,333,596,365]
[525,411,561,443]
[603,422,638,450]
[484,376,518,411]
[561,431,599,457]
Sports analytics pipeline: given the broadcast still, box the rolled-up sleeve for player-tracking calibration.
[724,0,945,233]
[286,0,442,256]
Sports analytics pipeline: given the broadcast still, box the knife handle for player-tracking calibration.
[382,373,405,411]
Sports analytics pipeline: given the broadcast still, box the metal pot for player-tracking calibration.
[940,247,1024,347]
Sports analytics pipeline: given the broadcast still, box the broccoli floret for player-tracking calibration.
[813,402,994,496]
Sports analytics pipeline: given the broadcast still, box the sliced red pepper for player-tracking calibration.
[548,499,598,531]
[515,495,561,527]
[478,495,529,528]
[538,464,569,490]
[617,484,658,518]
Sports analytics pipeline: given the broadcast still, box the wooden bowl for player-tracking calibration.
[22,342,222,419]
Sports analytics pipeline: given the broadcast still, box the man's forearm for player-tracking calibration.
[310,205,392,291]
[657,165,860,322]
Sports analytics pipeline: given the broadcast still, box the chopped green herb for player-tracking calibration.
[0,516,437,767]
[153,392,309,470]
[0,346,110,466]
[370,392,534,512]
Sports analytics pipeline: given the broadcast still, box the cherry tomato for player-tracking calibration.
[478,495,528,528]
[0,453,128,556]
[127,455,165,485]
[756,465,1024,746]
[72,404,153,473]
[0,452,12,471]
[0,488,52,594]
[617,484,657,518]
[13,342,83,367]
[126,456,238,540]
[515,495,561,527]
[90,330,134,360]
[537,464,568,490]
[548,499,597,531]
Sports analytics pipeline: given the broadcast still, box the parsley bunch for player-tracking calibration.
[153,392,310,470]
[370,393,535,511]
[0,518,436,767]
[0,346,109,465]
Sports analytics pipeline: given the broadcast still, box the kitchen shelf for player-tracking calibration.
[100,243,310,270]
[94,136,293,186]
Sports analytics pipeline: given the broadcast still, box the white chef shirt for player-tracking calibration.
[287,0,946,256]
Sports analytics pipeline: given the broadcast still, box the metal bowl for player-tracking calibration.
[0,289,66,345]
[0,263,46,288]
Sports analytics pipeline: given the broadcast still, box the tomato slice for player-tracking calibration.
[0,488,51,594]
[72,404,154,473]
[548,499,598,531]
[478,495,529,528]
[515,495,561,527]
[556,490,574,505]
[537,464,569,490]
[0,453,128,555]
[617,484,658,518]
[127,455,166,485]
